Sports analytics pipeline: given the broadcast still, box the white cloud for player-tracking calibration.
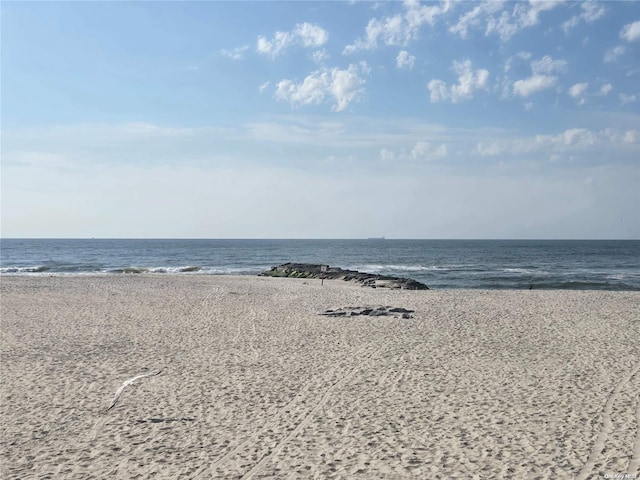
[456,124,617,157]
[380,148,395,162]
[475,142,503,156]
[427,79,449,103]
[294,22,329,47]
[274,62,369,112]
[561,14,580,32]
[559,128,597,146]
[257,23,328,59]
[599,83,612,96]
[485,0,564,41]
[579,1,606,22]
[428,59,489,103]
[220,45,250,60]
[275,75,328,108]
[259,81,270,93]
[404,0,452,28]
[343,0,450,53]
[410,141,429,159]
[620,20,640,42]
[463,127,640,160]
[376,141,449,163]
[310,49,330,65]
[600,128,640,145]
[531,55,567,75]
[623,130,639,143]
[396,50,416,70]
[513,74,557,97]
[517,51,533,61]
[451,60,489,102]
[257,31,292,58]
[350,14,405,52]
[449,1,564,42]
[619,93,638,104]
[568,82,588,104]
[569,83,588,96]
[410,141,448,160]
[504,50,532,72]
[484,10,520,41]
[510,55,565,98]
[604,45,626,63]
[330,63,371,111]
[562,1,606,32]
[449,1,504,39]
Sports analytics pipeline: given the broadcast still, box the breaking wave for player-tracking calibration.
[0,265,50,274]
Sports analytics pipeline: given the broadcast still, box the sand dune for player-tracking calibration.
[1,275,639,479]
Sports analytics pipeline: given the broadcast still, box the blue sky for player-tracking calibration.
[2,1,639,239]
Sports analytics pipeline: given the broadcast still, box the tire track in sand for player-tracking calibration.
[239,345,377,480]
[195,344,375,479]
[627,386,640,475]
[194,375,317,478]
[576,359,640,480]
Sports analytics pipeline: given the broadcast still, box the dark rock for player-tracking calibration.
[259,263,429,290]
[320,306,414,319]
[388,307,414,314]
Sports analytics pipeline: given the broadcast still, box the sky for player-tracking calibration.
[1,0,639,239]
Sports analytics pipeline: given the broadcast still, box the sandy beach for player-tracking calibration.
[1,275,639,479]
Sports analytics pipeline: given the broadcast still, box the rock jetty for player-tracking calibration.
[259,263,429,290]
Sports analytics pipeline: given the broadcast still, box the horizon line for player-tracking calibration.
[2,237,639,242]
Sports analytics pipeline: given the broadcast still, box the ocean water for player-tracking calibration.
[1,239,639,290]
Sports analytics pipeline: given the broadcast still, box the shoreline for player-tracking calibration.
[2,275,639,478]
[2,272,639,293]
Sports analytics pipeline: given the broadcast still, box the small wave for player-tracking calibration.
[178,266,202,273]
[199,266,263,275]
[604,272,640,281]
[390,265,447,272]
[103,265,261,275]
[106,267,149,274]
[500,268,550,275]
[0,265,50,274]
[1,264,262,276]
[349,264,451,273]
[605,274,626,281]
[148,266,203,274]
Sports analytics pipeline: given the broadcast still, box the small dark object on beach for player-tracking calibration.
[388,307,414,314]
[321,306,414,319]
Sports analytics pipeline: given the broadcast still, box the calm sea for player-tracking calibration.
[1,239,639,290]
